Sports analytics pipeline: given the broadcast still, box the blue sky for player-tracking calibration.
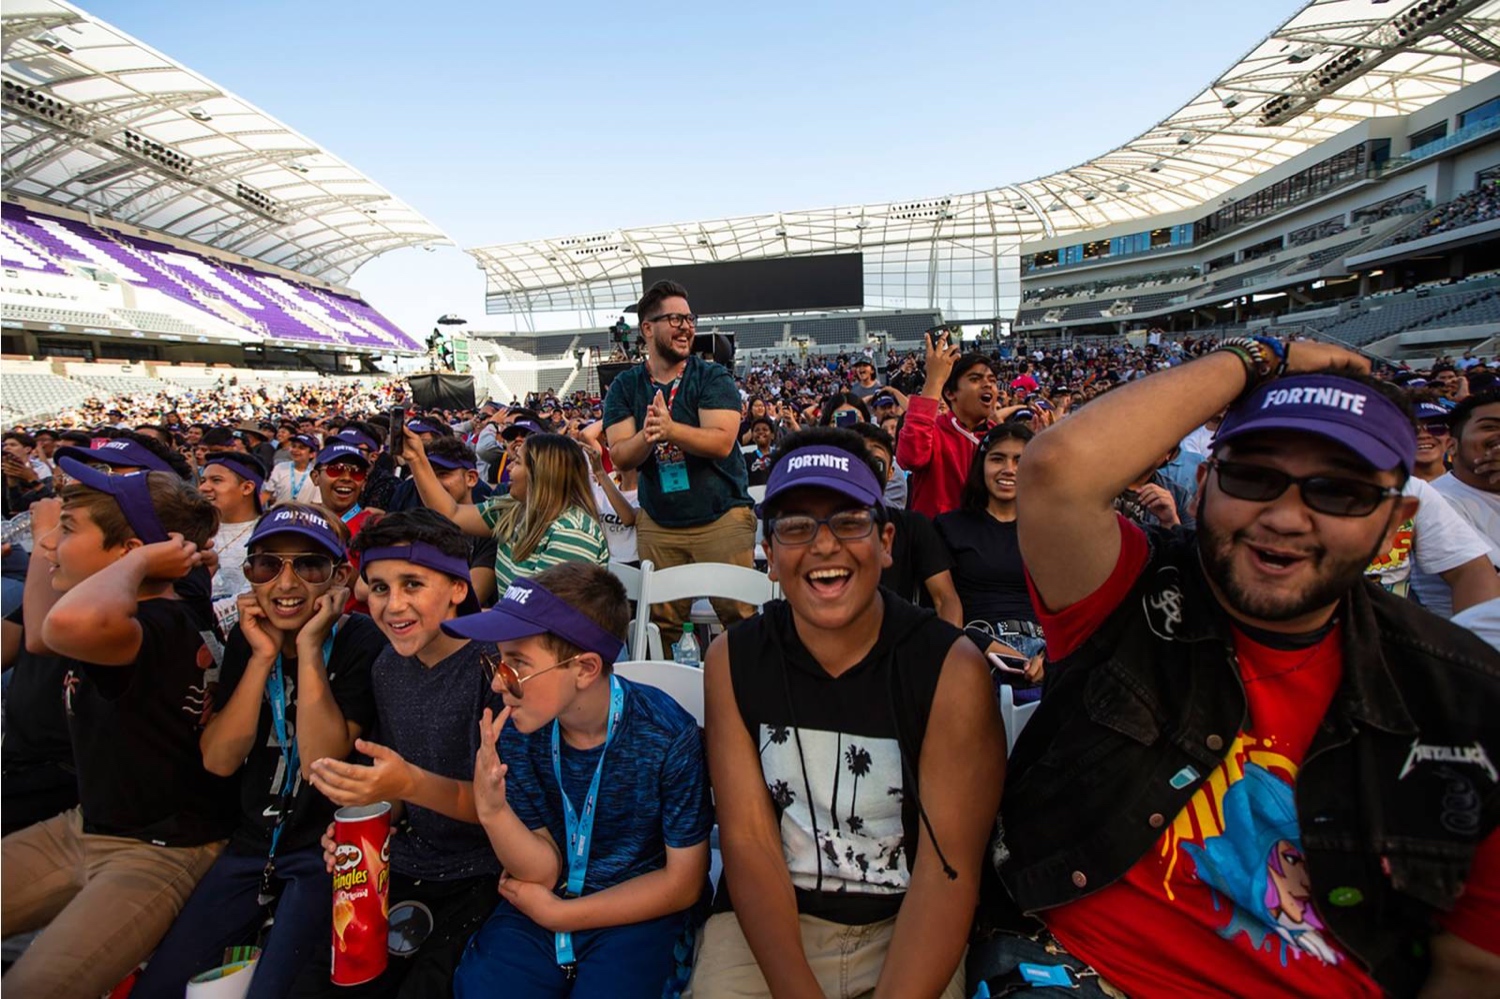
[83,0,1299,337]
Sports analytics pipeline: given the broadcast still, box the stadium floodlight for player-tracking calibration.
[186,106,212,121]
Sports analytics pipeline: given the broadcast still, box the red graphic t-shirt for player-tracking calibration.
[1027,517,1499,997]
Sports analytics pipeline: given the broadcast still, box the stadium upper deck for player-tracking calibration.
[470,0,1500,327]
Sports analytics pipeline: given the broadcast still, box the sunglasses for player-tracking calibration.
[1207,459,1401,517]
[243,552,338,585]
[320,462,367,482]
[1417,420,1451,437]
[481,650,585,699]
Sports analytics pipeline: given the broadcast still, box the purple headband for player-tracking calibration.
[360,542,471,584]
[58,458,170,545]
[441,577,625,664]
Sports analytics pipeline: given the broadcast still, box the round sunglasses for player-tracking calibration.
[481,650,585,699]
[243,551,338,585]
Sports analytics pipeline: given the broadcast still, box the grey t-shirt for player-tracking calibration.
[371,639,502,880]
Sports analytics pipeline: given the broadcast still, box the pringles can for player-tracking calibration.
[331,802,392,986]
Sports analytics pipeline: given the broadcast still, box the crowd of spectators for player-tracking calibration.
[1,278,1499,998]
[1390,184,1500,244]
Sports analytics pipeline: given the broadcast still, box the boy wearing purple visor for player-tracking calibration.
[980,344,1500,997]
[447,563,711,997]
[4,460,232,998]
[692,428,1002,998]
[133,504,383,998]
[303,510,500,997]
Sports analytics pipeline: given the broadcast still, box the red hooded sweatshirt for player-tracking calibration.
[894,395,991,518]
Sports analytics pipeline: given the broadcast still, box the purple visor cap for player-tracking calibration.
[316,443,371,468]
[501,419,545,441]
[55,439,173,475]
[336,428,379,451]
[441,578,625,665]
[247,505,345,557]
[427,453,477,472]
[1214,374,1416,474]
[57,457,170,544]
[757,445,885,516]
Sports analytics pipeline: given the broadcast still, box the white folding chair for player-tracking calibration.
[633,562,776,662]
[613,659,705,726]
[999,684,1040,756]
[607,560,652,657]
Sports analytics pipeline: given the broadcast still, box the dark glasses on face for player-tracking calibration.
[320,463,367,482]
[1207,459,1401,517]
[243,552,337,585]
[481,651,584,699]
[1417,421,1451,437]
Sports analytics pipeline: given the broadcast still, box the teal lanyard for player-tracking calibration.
[551,676,624,972]
[340,503,362,523]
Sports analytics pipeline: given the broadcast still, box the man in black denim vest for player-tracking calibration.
[970,338,1500,997]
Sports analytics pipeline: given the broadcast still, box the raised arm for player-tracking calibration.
[875,638,1004,998]
[399,427,493,539]
[1018,341,1367,611]
[894,334,960,474]
[705,634,823,998]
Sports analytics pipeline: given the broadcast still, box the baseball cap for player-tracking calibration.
[56,458,170,544]
[407,418,447,436]
[757,444,884,516]
[247,505,345,557]
[872,394,897,409]
[289,433,321,450]
[1213,374,1416,474]
[54,439,174,475]
[441,578,625,665]
[335,427,379,451]
[428,451,477,472]
[1413,401,1452,425]
[315,442,371,469]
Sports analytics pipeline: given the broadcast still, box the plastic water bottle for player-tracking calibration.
[674,622,701,667]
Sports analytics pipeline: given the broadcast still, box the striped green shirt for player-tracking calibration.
[477,501,610,589]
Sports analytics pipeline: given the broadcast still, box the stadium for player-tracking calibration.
[1,0,1498,413]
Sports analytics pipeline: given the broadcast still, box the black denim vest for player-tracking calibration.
[995,528,1500,996]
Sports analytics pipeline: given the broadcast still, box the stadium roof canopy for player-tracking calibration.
[471,0,1500,318]
[1,0,450,285]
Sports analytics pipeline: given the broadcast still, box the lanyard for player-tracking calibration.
[947,412,988,447]
[263,624,338,865]
[551,675,624,971]
[340,503,362,524]
[289,465,310,501]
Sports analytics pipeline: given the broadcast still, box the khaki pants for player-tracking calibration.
[685,911,966,999]
[1,808,224,999]
[636,505,759,649]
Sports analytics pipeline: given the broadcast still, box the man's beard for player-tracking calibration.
[1196,514,1387,624]
[652,332,690,365]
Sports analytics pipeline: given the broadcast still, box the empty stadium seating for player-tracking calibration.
[0,203,420,352]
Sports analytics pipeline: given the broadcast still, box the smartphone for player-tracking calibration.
[834,409,860,428]
[389,407,406,454]
[988,652,1030,675]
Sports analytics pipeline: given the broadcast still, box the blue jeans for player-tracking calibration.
[453,898,687,999]
[132,844,330,999]
[998,632,1045,705]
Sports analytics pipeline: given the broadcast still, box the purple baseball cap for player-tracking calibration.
[335,427,379,451]
[57,458,170,544]
[289,433,321,450]
[55,439,173,475]
[441,577,625,664]
[407,418,447,436]
[1214,374,1416,474]
[247,505,345,557]
[758,444,885,516]
[1414,401,1452,425]
[315,442,371,469]
[500,419,544,442]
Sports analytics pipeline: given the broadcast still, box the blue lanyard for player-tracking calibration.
[340,503,362,524]
[264,624,338,862]
[289,465,310,500]
[551,675,624,969]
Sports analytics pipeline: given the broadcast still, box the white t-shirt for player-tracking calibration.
[1383,478,1498,617]
[1452,597,1500,653]
[210,518,258,632]
[1179,425,1215,457]
[592,482,639,563]
[265,462,322,506]
[1429,473,1500,558]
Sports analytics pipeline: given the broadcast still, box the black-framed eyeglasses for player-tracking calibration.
[243,552,338,585]
[1207,459,1401,517]
[645,312,697,330]
[768,508,878,546]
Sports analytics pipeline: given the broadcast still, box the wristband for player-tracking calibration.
[1216,337,1282,400]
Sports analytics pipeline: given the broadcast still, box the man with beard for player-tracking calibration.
[971,340,1500,996]
[603,280,755,650]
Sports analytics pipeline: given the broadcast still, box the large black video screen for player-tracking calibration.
[640,253,863,317]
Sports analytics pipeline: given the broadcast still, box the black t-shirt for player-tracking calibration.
[216,613,384,856]
[721,592,960,924]
[3,648,71,772]
[882,508,953,606]
[745,448,773,487]
[65,596,237,846]
[934,509,1034,626]
[371,639,504,880]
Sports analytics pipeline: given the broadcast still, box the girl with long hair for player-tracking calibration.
[935,422,1046,697]
[405,429,609,589]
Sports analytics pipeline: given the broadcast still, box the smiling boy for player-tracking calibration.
[446,564,711,996]
[691,427,1003,998]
